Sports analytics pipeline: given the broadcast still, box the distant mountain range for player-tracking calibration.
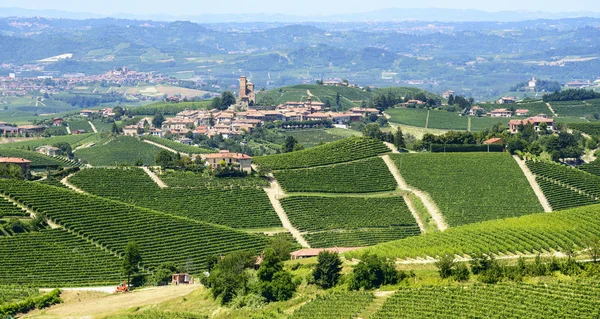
[1,6,600,23]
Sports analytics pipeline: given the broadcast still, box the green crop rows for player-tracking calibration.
[76,136,165,166]
[426,110,467,130]
[568,123,600,135]
[527,160,600,203]
[392,153,542,227]
[579,159,600,176]
[346,204,600,260]
[0,180,269,273]
[141,136,213,154]
[274,157,397,193]
[281,129,356,149]
[290,291,374,319]
[536,177,597,211]
[253,137,389,170]
[160,171,269,188]
[0,149,78,169]
[0,229,122,286]
[550,100,600,117]
[0,133,97,150]
[0,286,39,305]
[66,120,92,132]
[69,168,281,229]
[0,197,28,218]
[385,108,428,127]
[281,196,420,247]
[372,281,600,319]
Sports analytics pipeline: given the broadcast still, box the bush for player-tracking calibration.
[435,255,456,279]
[348,253,403,290]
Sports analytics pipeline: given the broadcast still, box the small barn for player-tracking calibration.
[172,273,191,285]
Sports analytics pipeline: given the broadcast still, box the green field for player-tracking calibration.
[426,110,468,130]
[0,180,269,273]
[345,203,600,260]
[66,120,92,132]
[160,171,269,188]
[69,168,280,229]
[282,195,420,247]
[372,281,600,319]
[392,153,542,226]
[141,136,213,154]
[290,291,374,319]
[75,136,164,166]
[0,133,99,150]
[275,157,397,193]
[385,108,428,127]
[0,148,80,169]
[253,137,390,170]
[281,128,361,149]
[549,100,600,117]
[0,229,122,286]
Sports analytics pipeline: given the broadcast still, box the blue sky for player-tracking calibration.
[2,0,599,15]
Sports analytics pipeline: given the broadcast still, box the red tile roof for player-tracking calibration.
[204,150,252,160]
[0,157,31,164]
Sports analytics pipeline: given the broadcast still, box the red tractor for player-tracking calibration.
[115,281,129,293]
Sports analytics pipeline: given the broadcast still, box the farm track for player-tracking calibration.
[546,102,558,117]
[512,155,552,212]
[381,155,448,231]
[61,174,86,194]
[401,194,425,233]
[142,167,168,188]
[0,193,60,229]
[66,126,71,134]
[263,178,310,248]
[142,139,191,157]
[383,142,399,153]
[88,121,98,133]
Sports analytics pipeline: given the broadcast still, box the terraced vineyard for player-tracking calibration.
[578,158,600,177]
[527,160,600,209]
[160,171,269,188]
[141,135,213,154]
[346,204,600,260]
[253,137,389,170]
[0,149,77,169]
[550,100,600,117]
[0,133,97,150]
[69,168,280,229]
[281,196,420,247]
[372,281,600,319]
[0,180,269,273]
[66,120,92,132]
[0,229,122,286]
[290,291,374,319]
[568,122,600,135]
[392,153,542,226]
[0,197,28,218]
[274,157,397,193]
[76,136,164,166]
[281,129,359,148]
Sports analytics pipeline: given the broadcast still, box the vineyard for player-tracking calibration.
[252,137,389,170]
[568,122,600,135]
[75,136,165,166]
[0,286,39,305]
[0,180,270,273]
[372,281,600,319]
[550,100,600,117]
[578,158,600,177]
[0,197,28,218]
[281,196,420,247]
[0,133,97,150]
[160,171,269,188]
[345,203,600,260]
[0,229,122,286]
[527,160,600,209]
[274,157,397,193]
[68,168,281,229]
[281,129,359,148]
[141,135,213,154]
[0,149,78,169]
[290,291,374,319]
[392,153,542,226]
[66,120,92,132]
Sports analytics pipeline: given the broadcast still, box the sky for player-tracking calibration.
[1,0,599,16]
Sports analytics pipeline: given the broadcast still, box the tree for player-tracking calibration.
[0,164,23,179]
[588,236,600,263]
[268,236,293,261]
[453,263,470,282]
[448,94,455,105]
[313,251,342,289]
[335,92,341,111]
[257,248,296,302]
[53,142,73,157]
[283,136,300,153]
[221,91,236,108]
[206,251,256,304]
[122,241,142,287]
[394,127,405,149]
[435,255,456,279]
[151,262,180,286]
[155,150,173,168]
[348,253,402,290]
[362,123,382,140]
[111,122,121,134]
[152,113,165,128]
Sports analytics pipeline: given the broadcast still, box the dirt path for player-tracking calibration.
[60,174,86,194]
[512,155,552,212]
[546,102,558,117]
[263,179,310,248]
[396,250,578,265]
[383,142,399,153]
[88,121,98,133]
[381,155,448,231]
[66,126,71,134]
[401,194,425,233]
[583,148,598,163]
[142,139,191,157]
[306,89,314,97]
[467,117,471,131]
[28,285,199,318]
[0,193,60,229]
[425,110,430,128]
[142,167,168,188]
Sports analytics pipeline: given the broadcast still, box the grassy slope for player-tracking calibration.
[76,136,163,166]
[392,153,542,227]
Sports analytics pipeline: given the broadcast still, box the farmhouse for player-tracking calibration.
[515,109,529,116]
[348,107,380,116]
[80,110,98,117]
[0,125,18,134]
[18,125,46,134]
[171,273,191,285]
[122,125,139,136]
[442,90,455,99]
[36,145,60,156]
[204,150,252,173]
[489,109,513,118]
[468,106,485,116]
[52,118,63,126]
[0,157,31,178]
[498,97,516,104]
[509,116,554,134]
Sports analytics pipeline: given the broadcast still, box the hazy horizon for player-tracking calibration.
[2,0,599,16]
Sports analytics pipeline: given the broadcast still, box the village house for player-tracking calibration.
[0,124,19,134]
[442,90,455,99]
[36,145,60,157]
[348,107,380,116]
[204,150,252,173]
[508,116,555,134]
[0,157,31,178]
[52,117,63,126]
[498,97,516,104]
[148,128,164,138]
[72,129,87,135]
[122,125,139,136]
[79,110,98,117]
[489,109,513,118]
[161,118,195,131]
[468,106,485,116]
[18,125,46,134]
[515,109,529,117]
[177,138,192,145]
[402,99,426,107]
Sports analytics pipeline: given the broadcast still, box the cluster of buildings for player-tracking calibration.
[0,122,46,135]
